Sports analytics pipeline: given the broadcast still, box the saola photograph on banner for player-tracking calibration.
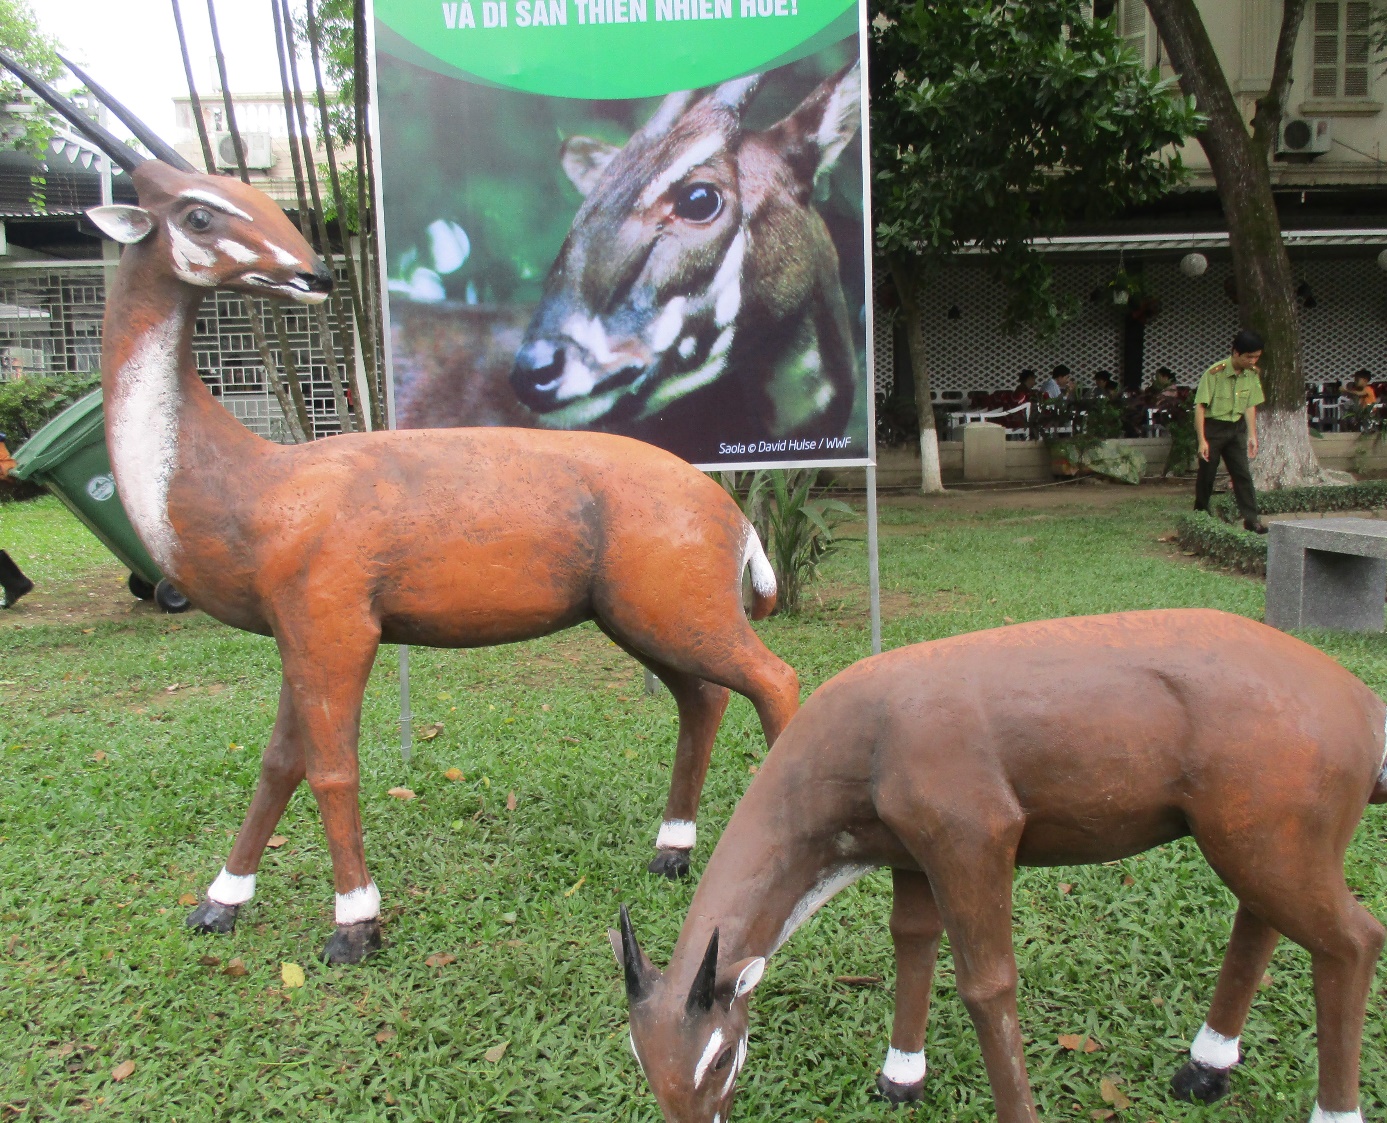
[371,0,872,468]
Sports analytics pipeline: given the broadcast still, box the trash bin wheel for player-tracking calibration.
[155,579,191,614]
[128,573,156,600]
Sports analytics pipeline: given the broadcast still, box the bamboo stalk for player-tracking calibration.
[279,0,365,434]
[203,0,310,443]
[352,0,385,430]
[306,0,378,433]
[170,0,216,173]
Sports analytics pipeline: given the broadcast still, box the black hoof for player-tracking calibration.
[647,848,692,879]
[874,1073,925,1106]
[1171,1059,1232,1105]
[185,899,239,935]
[321,918,383,965]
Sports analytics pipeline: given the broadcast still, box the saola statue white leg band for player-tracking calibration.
[881,1047,927,1085]
[1189,1022,1240,1069]
[335,881,381,925]
[1309,1106,1363,1123]
[656,820,696,850]
[207,867,255,906]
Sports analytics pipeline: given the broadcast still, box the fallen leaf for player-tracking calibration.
[484,1042,509,1063]
[387,787,416,800]
[564,876,586,898]
[1100,1077,1131,1110]
[424,953,456,968]
[54,1043,75,1057]
[199,955,221,967]
[1151,996,1164,1007]
[224,957,248,977]
[81,628,94,635]
[1122,875,1135,887]
[375,1028,396,1044]
[1003,615,1015,624]
[436,692,452,702]
[1085,1038,1102,1053]
[418,722,444,742]
[281,962,306,988]
[502,912,517,925]
[444,767,465,782]
[748,764,759,774]
[1260,972,1274,988]
[1058,1034,1084,1051]
[92,750,107,762]
[178,892,198,907]
[835,975,882,987]
[506,791,517,811]
[266,835,288,849]
[164,684,182,693]
[383,1091,397,1105]
[110,1060,135,1081]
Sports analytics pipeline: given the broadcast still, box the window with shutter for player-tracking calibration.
[1312,1,1373,100]
[1117,0,1148,66]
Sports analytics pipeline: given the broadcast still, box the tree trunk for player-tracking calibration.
[1143,0,1336,488]
[889,255,945,493]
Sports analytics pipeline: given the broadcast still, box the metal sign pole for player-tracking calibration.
[398,644,413,765]
[866,463,882,655]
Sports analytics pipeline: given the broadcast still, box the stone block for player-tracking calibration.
[962,422,1006,482]
[1265,518,1387,632]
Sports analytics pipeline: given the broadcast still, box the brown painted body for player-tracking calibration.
[620,610,1387,1123]
[81,157,798,962]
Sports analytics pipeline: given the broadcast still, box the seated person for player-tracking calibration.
[1346,369,1376,408]
[1015,370,1037,400]
[1144,367,1179,405]
[1092,371,1121,400]
[1039,364,1074,400]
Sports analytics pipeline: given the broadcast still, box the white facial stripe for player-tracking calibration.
[773,864,873,952]
[677,335,697,359]
[551,358,599,402]
[693,1028,724,1089]
[207,867,255,906]
[640,133,726,209]
[656,820,697,850]
[646,296,688,354]
[178,189,253,221]
[1309,1107,1363,1123]
[710,230,745,329]
[168,223,218,285]
[335,881,381,924]
[268,242,304,267]
[109,313,183,574]
[562,313,616,365]
[882,1047,926,1085]
[216,238,260,264]
[644,345,729,412]
[1189,1023,1240,1070]
[628,1032,647,1077]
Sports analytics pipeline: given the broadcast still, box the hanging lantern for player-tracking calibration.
[1180,252,1209,277]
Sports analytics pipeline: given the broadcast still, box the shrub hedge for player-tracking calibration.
[1179,480,1387,575]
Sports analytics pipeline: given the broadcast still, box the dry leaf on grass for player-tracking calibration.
[506,791,517,811]
[424,953,456,968]
[198,955,220,967]
[375,1028,396,1044]
[281,962,305,988]
[1058,1034,1101,1053]
[92,751,106,762]
[224,957,248,977]
[178,893,198,907]
[484,1042,509,1063]
[1058,883,1073,895]
[444,767,465,782]
[564,876,586,898]
[418,723,444,741]
[110,1060,135,1081]
[1122,875,1135,887]
[835,975,882,987]
[387,787,416,800]
[266,835,288,849]
[1099,1076,1131,1110]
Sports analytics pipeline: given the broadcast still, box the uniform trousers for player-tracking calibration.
[1195,416,1259,524]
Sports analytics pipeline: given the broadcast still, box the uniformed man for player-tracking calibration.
[1193,329,1267,534]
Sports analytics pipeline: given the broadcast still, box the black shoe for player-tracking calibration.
[0,550,33,608]
[1244,520,1268,535]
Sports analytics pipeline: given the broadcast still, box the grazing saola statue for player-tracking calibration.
[7,54,799,965]
[616,610,1386,1123]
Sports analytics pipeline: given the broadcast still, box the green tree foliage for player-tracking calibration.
[0,0,62,202]
[871,0,1199,331]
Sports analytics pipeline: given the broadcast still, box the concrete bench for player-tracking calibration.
[1266,517,1387,632]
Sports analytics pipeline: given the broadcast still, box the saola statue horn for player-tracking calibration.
[58,53,196,173]
[687,927,719,1013]
[619,905,648,1002]
[0,49,145,174]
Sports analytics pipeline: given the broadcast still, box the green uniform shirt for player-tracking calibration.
[1193,357,1265,422]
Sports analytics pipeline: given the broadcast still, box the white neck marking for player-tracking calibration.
[108,311,185,575]
[772,863,873,953]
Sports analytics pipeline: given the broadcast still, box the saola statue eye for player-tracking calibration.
[673,183,722,224]
[713,1046,735,1072]
[185,207,213,232]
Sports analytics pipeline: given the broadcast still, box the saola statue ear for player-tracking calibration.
[729,956,765,1001]
[87,205,155,244]
[561,137,620,198]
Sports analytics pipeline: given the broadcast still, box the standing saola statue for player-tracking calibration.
[617,610,1386,1123]
[511,64,863,460]
[7,54,799,965]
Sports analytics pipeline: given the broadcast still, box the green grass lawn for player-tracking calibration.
[2,486,1386,1122]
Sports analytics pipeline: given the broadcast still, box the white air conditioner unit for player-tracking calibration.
[1278,117,1332,157]
[213,131,274,171]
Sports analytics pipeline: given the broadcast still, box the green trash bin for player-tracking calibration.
[10,389,188,612]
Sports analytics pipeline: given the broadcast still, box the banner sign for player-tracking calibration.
[371,0,873,468]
